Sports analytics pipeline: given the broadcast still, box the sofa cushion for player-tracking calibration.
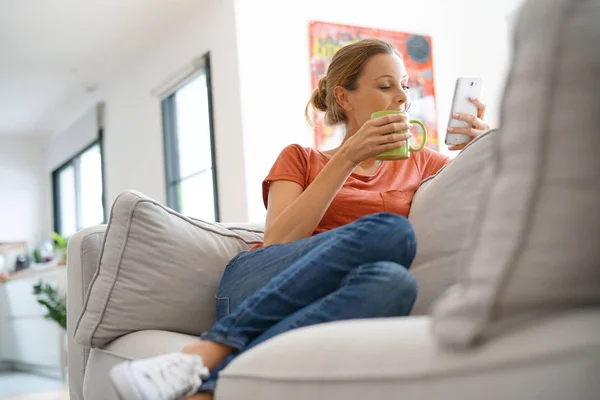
[216,310,600,400]
[73,190,264,348]
[432,0,600,347]
[408,130,496,316]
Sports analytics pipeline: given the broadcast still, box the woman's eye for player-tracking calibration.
[402,85,410,91]
[380,86,392,91]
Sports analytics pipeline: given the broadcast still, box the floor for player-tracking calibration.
[0,389,68,400]
[0,372,67,399]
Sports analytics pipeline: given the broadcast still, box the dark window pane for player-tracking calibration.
[53,141,105,236]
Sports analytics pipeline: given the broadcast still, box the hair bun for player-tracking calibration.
[312,76,328,112]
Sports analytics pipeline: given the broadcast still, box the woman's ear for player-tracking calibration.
[333,86,353,112]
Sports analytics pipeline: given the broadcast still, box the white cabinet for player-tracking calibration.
[0,265,66,378]
[10,318,62,367]
[0,284,13,364]
[5,278,48,317]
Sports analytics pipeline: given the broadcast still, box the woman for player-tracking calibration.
[110,39,489,400]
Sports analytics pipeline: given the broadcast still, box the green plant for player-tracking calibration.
[51,232,69,262]
[51,232,68,249]
[33,281,66,330]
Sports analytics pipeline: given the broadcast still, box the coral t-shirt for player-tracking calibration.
[260,144,449,238]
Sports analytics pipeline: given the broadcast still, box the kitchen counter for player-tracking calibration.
[0,261,65,283]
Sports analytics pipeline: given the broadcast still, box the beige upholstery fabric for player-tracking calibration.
[83,330,198,400]
[409,130,496,315]
[216,309,600,400]
[67,225,107,400]
[432,0,600,347]
[73,190,264,348]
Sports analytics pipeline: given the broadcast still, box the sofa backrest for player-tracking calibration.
[409,129,497,315]
[432,0,600,347]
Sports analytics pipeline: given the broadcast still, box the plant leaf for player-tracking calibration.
[50,232,68,249]
[32,280,67,330]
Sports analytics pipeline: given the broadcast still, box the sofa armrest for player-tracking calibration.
[66,224,107,400]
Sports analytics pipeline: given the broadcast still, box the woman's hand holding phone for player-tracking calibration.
[447,97,490,151]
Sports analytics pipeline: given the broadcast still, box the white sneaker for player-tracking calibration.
[110,353,210,400]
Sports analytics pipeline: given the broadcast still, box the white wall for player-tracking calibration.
[100,0,248,222]
[44,106,100,173]
[40,0,523,226]
[0,136,48,250]
[235,0,517,222]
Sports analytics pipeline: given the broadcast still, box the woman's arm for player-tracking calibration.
[263,153,355,246]
[264,114,413,246]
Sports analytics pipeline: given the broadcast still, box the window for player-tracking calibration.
[52,140,106,237]
[162,53,219,222]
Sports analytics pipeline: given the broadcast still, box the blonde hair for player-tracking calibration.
[306,39,402,126]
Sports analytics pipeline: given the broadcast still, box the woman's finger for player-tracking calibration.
[452,112,478,126]
[379,141,406,152]
[374,122,412,135]
[376,132,411,145]
[453,112,488,130]
[447,127,484,138]
[469,97,487,119]
[448,143,468,151]
[369,113,407,127]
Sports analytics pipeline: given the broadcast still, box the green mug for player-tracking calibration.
[371,110,427,160]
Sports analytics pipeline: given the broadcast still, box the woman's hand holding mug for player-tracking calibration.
[337,113,413,166]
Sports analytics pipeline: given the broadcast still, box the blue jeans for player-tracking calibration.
[198,212,418,392]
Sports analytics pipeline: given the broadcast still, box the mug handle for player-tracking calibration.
[408,120,427,152]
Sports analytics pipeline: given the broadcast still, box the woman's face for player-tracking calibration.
[340,53,410,128]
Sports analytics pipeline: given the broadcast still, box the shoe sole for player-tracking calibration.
[110,362,145,400]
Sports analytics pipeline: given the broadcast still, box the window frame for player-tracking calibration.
[162,52,220,221]
[51,133,107,236]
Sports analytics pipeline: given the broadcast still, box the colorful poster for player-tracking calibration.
[309,21,439,150]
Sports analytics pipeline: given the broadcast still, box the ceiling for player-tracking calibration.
[0,0,202,136]
[0,0,525,138]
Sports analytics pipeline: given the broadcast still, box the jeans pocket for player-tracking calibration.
[215,295,231,321]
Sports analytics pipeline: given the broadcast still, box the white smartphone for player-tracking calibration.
[445,77,484,146]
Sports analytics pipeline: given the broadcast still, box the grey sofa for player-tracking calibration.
[67,0,600,398]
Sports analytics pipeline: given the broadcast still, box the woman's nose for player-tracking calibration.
[396,88,408,105]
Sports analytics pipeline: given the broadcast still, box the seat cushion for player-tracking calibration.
[217,310,600,400]
[432,0,600,347]
[408,130,496,315]
[83,330,198,400]
[74,190,264,348]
